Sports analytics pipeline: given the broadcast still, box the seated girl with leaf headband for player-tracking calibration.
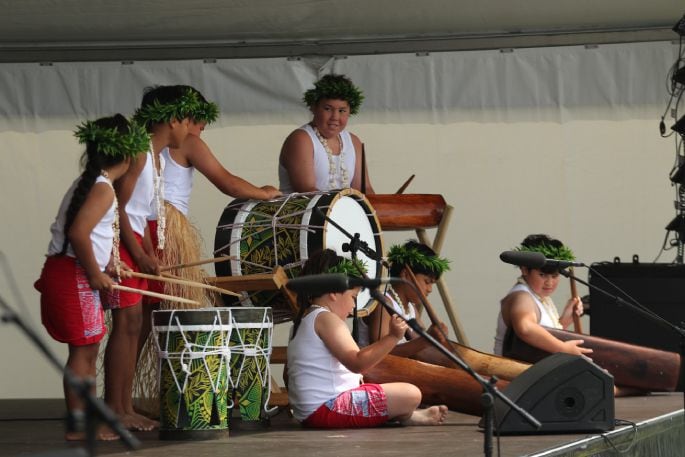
[286,249,447,429]
[279,74,375,194]
[363,240,450,355]
[493,234,591,357]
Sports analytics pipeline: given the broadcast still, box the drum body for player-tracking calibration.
[214,189,384,322]
[153,308,232,440]
[228,307,273,425]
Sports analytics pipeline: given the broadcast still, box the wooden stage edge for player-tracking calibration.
[0,395,682,457]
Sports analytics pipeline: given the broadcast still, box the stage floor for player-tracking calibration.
[1,394,682,457]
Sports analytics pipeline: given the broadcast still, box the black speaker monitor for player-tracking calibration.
[494,353,614,434]
[589,262,685,352]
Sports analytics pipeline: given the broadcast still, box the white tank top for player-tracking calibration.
[47,175,115,270]
[287,307,362,422]
[129,151,164,229]
[279,123,356,193]
[493,282,559,355]
[358,292,417,348]
[161,147,194,216]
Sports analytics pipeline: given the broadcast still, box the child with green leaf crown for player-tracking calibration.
[362,240,450,356]
[279,74,375,193]
[493,234,590,357]
[103,85,201,432]
[34,114,148,441]
[286,248,447,428]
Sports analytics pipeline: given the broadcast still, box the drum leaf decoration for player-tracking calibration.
[154,310,231,440]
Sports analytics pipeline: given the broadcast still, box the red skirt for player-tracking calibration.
[36,256,106,346]
[144,219,164,305]
[103,231,147,309]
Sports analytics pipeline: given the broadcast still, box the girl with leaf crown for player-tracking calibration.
[286,248,447,429]
[364,240,450,357]
[494,234,590,357]
[35,114,148,441]
[279,73,375,193]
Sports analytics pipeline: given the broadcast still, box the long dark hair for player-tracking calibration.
[290,249,345,340]
[60,114,131,254]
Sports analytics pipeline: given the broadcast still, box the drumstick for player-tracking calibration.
[405,266,457,356]
[361,144,367,194]
[394,174,415,194]
[111,284,200,306]
[128,271,242,298]
[160,255,235,272]
[569,266,583,333]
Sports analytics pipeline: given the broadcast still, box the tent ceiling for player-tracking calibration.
[0,0,683,62]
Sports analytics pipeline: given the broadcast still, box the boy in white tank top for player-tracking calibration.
[494,234,590,358]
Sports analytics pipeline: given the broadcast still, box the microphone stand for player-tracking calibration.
[0,294,140,456]
[368,286,540,456]
[560,268,685,417]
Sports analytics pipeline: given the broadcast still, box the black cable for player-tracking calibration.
[600,419,639,454]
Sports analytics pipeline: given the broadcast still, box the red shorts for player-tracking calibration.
[36,256,106,346]
[303,384,389,429]
[104,232,146,309]
[144,220,163,305]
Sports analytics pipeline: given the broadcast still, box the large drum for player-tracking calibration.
[214,189,384,322]
[152,308,232,440]
[227,307,273,425]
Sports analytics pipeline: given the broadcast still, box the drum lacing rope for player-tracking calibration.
[154,310,232,396]
[229,308,277,414]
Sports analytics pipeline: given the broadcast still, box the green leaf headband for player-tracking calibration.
[74,120,149,158]
[515,243,575,261]
[303,75,364,115]
[387,244,450,275]
[133,89,219,126]
[326,257,368,278]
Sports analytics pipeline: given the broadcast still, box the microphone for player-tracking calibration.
[499,251,584,269]
[286,274,396,295]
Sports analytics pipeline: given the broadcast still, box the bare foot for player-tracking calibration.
[65,425,120,441]
[401,405,448,426]
[119,413,149,431]
[133,412,159,431]
[121,411,159,431]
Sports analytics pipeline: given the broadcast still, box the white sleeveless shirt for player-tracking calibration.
[357,291,417,347]
[279,124,356,193]
[493,282,559,355]
[161,147,194,216]
[126,151,156,233]
[287,307,362,421]
[47,175,115,270]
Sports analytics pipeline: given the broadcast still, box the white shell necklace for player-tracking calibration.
[313,125,348,190]
[101,170,121,279]
[150,141,166,250]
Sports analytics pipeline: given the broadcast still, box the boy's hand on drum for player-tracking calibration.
[260,185,282,200]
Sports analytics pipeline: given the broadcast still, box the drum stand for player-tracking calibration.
[368,286,540,457]
[414,204,470,345]
[0,293,139,456]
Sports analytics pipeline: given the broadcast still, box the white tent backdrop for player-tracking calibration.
[0,40,680,398]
